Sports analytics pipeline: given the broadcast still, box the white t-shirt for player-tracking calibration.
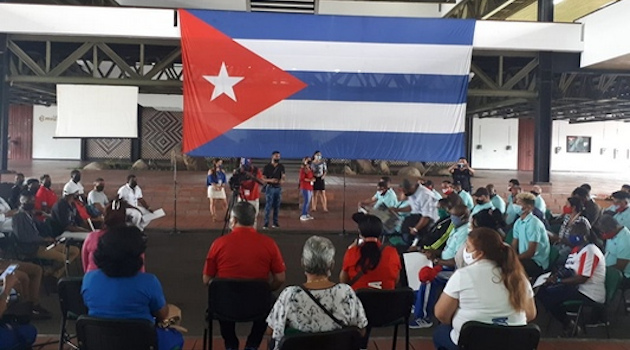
[443,259,532,344]
[0,197,11,214]
[87,190,109,207]
[407,185,438,222]
[117,184,143,207]
[565,244,606,303]
[266,284,368,349]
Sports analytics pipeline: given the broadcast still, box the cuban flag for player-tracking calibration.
[180,10,475,161]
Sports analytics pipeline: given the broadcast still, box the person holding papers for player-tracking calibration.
[536,221,605,336]
[117,174,155,231]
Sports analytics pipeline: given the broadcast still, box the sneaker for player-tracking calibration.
[262,225,269,230]
[272,224,280,228]
[300,215,309,221]
[408,318,433,329]
[31,305,52,320]
[306,215,314,220]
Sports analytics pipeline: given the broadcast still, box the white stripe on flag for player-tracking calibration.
[234,100,466,134]
[235,39,473,76]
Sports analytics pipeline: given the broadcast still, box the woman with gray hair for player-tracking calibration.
[266,236,367,348]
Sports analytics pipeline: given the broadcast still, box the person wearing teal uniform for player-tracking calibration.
[511,192,550,279]
[454,181,474,210]
[531,185,547,215]
[598,215,630,278]
[471,187,495,216]
[487,184,506,214]
[360,181,398,210]
[605,191,630,231]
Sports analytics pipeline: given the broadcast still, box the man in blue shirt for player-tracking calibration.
[598,215,630,278]
[511,192,550,279]
[604,191,630,231]
[487,184,506,214]
[471,187,495,216]
[453,181,474,210]
[359,181,398,210]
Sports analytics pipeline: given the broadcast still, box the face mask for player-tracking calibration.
[273,158,280,163]
[602,231,619,240]
[512,204,523,215]
[129,181,137,188]
[22,203,34,211]
[475,199,484,205]
[96,185,105,192]
[568,234,582,246]
[451,215,464,227]
[463,248,476,265]
[72,175,81,183]
[438,208,450,220]
[315,155,322,160]
[562,205,573,215]
[43,181,51,189]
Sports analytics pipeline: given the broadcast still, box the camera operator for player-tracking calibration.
[448,157,475,193]
[230,158,264,226]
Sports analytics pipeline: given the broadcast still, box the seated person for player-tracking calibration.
[117,175,154,231]
[267,236,367,349]
[34,174,57,214]
[604,191,630,231]
[597,215,630,279]
[50,188,89,237]
[511,193,550,279]
[572,187,602,229]
[0,194,15,233]
[358,181,398,210]
[12,194,80,279]
[487,184,506,214]
[537,221,605,336]
[531,185,547,215]
[0,260,50,319]
[87,178,109,217]
[409,204,470,329]
[455,208,507,268]
[413,198,454,251]
[453,181,474,211]
[82,226,184,350]
[9,173,25,210]
[82,199,137,273]
[0,272,38,349]
[551,197,592,264]
[471,187,495,216]
[433,228,536,350]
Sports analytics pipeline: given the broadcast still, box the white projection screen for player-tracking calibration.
[55,84,139,138]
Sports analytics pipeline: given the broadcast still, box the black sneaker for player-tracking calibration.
[32,304,52,320]
[272,224,280,229]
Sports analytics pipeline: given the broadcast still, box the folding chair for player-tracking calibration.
[203,279,273,350]
[278,327,362,350]
[58,277,88,350]
[76,316,157,350]
[356,288,414,350]
[458,321,540,350]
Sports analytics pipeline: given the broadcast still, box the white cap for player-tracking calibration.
[62,182,81,196]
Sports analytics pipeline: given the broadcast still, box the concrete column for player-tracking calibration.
[0,35,10,172]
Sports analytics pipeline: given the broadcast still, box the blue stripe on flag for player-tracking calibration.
[187,130,465,162]
[288,71,468,104]
[188,10,475,45]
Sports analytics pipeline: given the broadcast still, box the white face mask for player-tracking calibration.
[463,248,477,265]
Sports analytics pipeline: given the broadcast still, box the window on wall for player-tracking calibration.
[566,136,591,153]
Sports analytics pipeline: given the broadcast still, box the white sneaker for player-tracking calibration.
[307,215,314,220]
[300,215,309,221]
[408,318,433,329]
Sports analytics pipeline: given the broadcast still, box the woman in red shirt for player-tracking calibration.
[340,213,401,290]
[299,157,315,221]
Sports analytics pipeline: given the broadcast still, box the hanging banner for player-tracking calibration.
[180,9,475,161]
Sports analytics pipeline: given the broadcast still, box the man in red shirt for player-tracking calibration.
[202,201,286,350]
[234,158,264,227]
[34,174,57,214]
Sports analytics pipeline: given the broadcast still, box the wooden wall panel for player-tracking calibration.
[8,104,33,160]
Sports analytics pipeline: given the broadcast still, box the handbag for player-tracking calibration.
[298,285,348,328]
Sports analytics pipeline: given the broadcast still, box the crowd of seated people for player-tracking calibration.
[4,165,630,350]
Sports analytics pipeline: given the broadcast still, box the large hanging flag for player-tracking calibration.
[180,10,475,161]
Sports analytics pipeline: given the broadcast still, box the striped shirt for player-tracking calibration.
[565,244,605,303]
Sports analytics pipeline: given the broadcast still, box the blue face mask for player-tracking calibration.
[451,215,464,227]
[512,204,523,215]
[568,234,582,246]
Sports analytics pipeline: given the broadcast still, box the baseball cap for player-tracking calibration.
[472,187,489,197]
[62,182,80,196]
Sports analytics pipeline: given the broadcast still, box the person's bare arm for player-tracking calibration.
[434,293,459,325]
[270,272,286,291]
[339,270,349,284]
[138,198,152,212]
[467,166,475,175]
[615,259,630,273]
[202,274,212,285]
[511,238,519,252]
[518,242,538,260]
[153,305,169,322]
[413,217,430,232]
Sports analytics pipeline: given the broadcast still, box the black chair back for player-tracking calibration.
[76,316,157,350]
[356,288,414,327]
[208,278,272,321]
[458,321,541,350]
[59,277,87,318]
[278,327,362,350]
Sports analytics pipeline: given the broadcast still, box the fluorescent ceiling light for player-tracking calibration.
[482,0,516,20]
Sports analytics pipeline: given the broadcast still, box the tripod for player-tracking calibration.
[221,186,247,235]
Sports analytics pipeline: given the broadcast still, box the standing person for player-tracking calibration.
[207,159,227,222]
[35,174,57,214]
[448,157,474,193]
[299,157,315,221]
[310,150,328,212]
[433,228,536,350]
[511,193,550,279]
[262,151,286,229]
[486,184,506,214]
[117,175,154,230]
[235,158,264,225]
[203,202,286,350]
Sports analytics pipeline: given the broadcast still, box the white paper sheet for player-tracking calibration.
[532,272,552,289]
[143,208,166,222]
[403,252,433,291]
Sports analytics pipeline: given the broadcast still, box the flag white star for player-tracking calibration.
[203,62,244,101]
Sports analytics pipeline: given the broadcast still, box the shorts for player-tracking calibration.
[208,186,227,199]
[313,177,325,191]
